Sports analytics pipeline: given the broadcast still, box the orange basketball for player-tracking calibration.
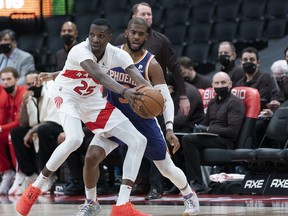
[130,86,165,119]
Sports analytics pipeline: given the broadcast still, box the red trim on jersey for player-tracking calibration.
[62,70,99,84]
[85,102,115,130]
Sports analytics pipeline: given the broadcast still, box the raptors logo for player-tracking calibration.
[54,96,63,109]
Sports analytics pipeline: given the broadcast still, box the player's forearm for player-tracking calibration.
[154,84,174,131]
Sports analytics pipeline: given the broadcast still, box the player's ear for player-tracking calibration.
[145,32,149,41]
[124,29,128,38]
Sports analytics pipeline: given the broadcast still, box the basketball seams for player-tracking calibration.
[130,86,165,119]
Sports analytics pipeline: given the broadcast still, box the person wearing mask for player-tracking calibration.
[114,2,190,117]
[55,21,78,71]
[0,67,27,194]
[236,47,275,147]
[177,56,211,89]
[9,70,62,195]
[0,29,35,85]
[268,60,288,113]
[182,72,245,193]
[218,41,245,87]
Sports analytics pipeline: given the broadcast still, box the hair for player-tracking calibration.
[240,47,259,60]
[271,60,288,73]
[91,18,112,33]
[131,2,151,15]
[177,56,194,68]
[284,47,288,56]
[0,66,19,78]
[127,17,149,32]
[0,29,17,41]
[26,69,40,76]
[219,41,236,53]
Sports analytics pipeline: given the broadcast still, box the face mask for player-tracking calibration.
[219,54,231,67]
[62,34,74,46]
[214,86,230,98]
[3,85,15,94]
[0,43,12,54]
[243,62,257,74]
[28,85,43,98]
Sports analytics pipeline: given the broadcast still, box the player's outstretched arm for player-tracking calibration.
[80,59,144,102]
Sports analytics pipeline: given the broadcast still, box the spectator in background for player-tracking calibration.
[0,29,35,85]
[218,41,245,87]
[55,21,78,71]
[9,70,62,195]
[182,72,245,193]
[8,70,40,195]
[166,73,205,133]
[236,47,274,111]
[256,60,288,147]
[177,56,211,89]
[236,47,275,148]
[0,67,27,194]
[269,60,288,112]
[114,2,190,117]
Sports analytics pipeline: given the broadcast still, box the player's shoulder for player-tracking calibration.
[107,43,130,57]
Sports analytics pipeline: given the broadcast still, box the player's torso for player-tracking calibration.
[107,48,154,121]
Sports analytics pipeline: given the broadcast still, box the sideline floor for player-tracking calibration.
[1,194,288,215]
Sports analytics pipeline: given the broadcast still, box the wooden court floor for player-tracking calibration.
[1,194,288,215]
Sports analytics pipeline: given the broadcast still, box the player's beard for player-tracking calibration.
[126,38,145,52]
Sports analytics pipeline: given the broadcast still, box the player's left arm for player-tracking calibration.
[149,59,180,154]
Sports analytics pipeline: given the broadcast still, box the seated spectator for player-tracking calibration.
[0,29,35,85]
[167,73,204,133]
[177,56,211,89]
[218,41,245,86]
[236,47,276,147]
[10,70,61,195]
[236,47,275,110]
[182,72,245,193]
[0,67,27,194]
[269,60,288,112]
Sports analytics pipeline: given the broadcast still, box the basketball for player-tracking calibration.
[130,86,165,119]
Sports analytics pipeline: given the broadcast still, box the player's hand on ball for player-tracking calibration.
[122,88,144,104]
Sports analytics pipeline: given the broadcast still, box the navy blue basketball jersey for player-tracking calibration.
[107,46,167,160]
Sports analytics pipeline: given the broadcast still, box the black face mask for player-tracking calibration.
[62,34,74,46]
[243,62,257,74]
[28,85,43,98]
[219,54,231,67]
[214,86,230,98]
[0,43,12,54]
[3,85,15,94]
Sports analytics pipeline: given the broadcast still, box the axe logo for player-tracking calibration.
[270,179,288,188]
[244,180,265,189]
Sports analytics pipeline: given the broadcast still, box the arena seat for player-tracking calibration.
[199,87,260,165]
[249,100,288,162]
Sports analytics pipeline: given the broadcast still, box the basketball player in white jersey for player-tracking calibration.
[16,19,152,216]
